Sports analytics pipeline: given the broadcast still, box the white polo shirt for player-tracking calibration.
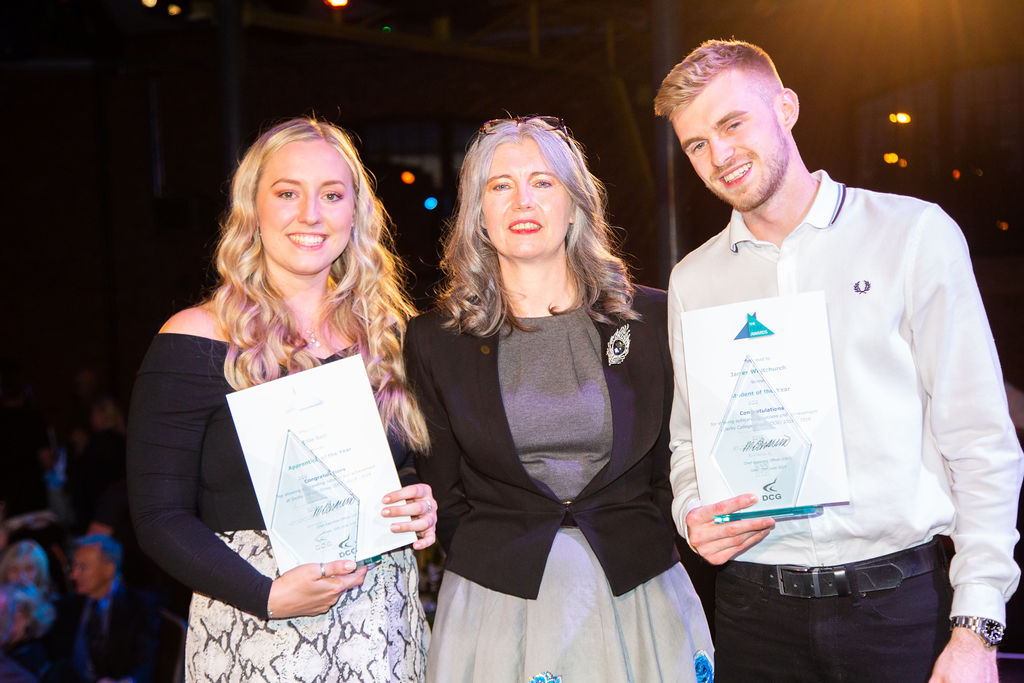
[667,170,1023,623]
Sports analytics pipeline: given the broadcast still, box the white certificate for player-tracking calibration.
[681,291,849,516]
[226,356,416,572]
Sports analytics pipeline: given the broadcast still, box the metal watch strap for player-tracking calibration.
[950,615,1004,647]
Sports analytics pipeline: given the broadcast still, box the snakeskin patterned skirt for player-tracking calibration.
[186,530,428,682]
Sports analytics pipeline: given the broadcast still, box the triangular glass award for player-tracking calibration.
[709,355,818,521]
[269,430,361,562]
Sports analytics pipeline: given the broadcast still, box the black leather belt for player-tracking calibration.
[724,539,946,599]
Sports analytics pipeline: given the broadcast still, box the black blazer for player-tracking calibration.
[405,286,680,599]
[44,582,160,683]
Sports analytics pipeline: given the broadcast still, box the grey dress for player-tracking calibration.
[426,309,713,683]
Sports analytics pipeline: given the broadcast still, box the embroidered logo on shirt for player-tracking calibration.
[734,313,774,340]
[606,324,631,365]
[853,280,871,294]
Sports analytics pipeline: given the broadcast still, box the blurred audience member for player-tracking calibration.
[0,360,52,518]
[1,541,53,598]
[5,518,70,598]
[0,584,37,682]
[1,582,56,681]
[44,536,159,683]
[67,399,126,535]
[64,370,101,461]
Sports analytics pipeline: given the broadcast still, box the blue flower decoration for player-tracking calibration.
[694,650,713,683]
[529,673,562,683]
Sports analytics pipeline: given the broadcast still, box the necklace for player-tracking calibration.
[305,328,322,349]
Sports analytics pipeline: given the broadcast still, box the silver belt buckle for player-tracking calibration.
[775,564,810,596]
[776,564,848,597]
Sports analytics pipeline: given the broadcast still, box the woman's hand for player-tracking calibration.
[266,559,368,619]
[381,483,437,550]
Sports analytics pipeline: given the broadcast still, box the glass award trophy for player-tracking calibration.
[709,355,820,523]
[269,430,361,562]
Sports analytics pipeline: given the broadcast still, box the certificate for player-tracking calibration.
[226,356,416,571]
[681,292,849,521]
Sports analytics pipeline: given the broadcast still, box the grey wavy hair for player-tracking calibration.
[437,117,638,337]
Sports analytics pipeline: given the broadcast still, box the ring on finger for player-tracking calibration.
[320,562,326,579]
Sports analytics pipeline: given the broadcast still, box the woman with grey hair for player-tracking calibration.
[406,117,713,682]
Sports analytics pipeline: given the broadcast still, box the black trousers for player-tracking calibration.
[714,556,953,682]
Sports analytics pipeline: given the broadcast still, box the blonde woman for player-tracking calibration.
[0,540,52,596]
[127,118,436,681]
[406,117,713,682]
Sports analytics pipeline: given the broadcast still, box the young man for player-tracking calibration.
[655,39,1022,681]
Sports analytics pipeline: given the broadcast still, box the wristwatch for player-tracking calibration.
[950,616,1004,648]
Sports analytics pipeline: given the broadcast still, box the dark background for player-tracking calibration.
[2,0,1024,662]
[3,0,1022,425]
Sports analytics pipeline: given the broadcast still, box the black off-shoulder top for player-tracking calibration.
[126,333,415,618]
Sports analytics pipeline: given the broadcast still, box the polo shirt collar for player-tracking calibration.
[728,170,847,252]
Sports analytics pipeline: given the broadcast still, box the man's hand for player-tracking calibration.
[684,493,774,564]
[929,627,998,682]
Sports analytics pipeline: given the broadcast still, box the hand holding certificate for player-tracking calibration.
[227,355,418,572]
[681,292,850,523]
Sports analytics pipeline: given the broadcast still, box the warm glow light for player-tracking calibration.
[883,153,899,164]
[898,158,908,168]
[400,171,416,185]
[997,220,1009,232]
[141,0,157,7]
[324,0,349,7]
[167,3,181,15]
[889,112,911,124]
[952,169,961,180]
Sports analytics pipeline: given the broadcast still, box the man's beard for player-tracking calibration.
[707,128,790,213]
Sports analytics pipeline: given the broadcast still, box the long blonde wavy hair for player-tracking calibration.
[208,118,428,450]
[438,117,638,337]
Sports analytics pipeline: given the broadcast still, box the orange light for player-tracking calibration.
[400,171,416,185]
[141,0,157,7]
[889,112,911,124]
[898,158,908,168]
[324,0,349,7]
[883,153,899,164]
[997,221,1009,232]
[952,169,961,180]
[167,3,181,14]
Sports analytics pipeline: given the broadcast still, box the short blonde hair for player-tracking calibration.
[654,39,782,119]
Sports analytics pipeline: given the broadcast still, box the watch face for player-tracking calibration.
[982,620,1005,645]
